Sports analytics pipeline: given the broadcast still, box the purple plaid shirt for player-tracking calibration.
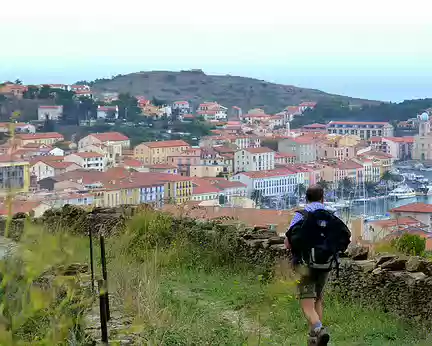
[289,202,326,228]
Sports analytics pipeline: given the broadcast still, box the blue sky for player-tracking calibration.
[1,0,431,101]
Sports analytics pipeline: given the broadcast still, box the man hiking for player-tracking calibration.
[285,185,351,345]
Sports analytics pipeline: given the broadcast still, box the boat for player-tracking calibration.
[324,202,337,213]
[388,185,417,199]
[333,200,351,208]
[420,167,432,172]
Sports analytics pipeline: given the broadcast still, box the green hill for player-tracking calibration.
[89,70,380,114]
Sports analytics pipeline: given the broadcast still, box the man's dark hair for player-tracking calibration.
[306,184,324,202]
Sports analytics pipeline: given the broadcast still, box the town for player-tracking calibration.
[1,79,432,250]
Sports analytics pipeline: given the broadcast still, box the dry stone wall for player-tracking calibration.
[2,205,432,324]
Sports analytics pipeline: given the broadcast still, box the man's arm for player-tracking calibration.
[284,212,304,249]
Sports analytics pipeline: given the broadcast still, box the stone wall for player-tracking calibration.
[329,246,432,323]
[3,205,432,324]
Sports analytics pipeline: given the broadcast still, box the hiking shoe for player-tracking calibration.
[308,327,330,346]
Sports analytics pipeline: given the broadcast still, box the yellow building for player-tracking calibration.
[159,175,193,204]
[15,132,64,146]
[0,156,30,195]
[134,140,191,164]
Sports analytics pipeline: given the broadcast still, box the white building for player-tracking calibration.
[97,106,119,119]
[196,102,228,121]
[230,169,298,198]
[64,152,107,171]
[31,160,81,181]
[38,105,63,121]
[234,147,275,173]
[327,121,394,139]
[78,132,130,165]
[172,101,190,114]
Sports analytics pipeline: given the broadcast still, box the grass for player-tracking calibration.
[95,210,431,346]
[2,210,432,345]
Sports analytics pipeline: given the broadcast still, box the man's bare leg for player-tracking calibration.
[300,298,320,327]
[315,297,324,322]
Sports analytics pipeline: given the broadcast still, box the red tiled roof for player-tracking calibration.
[123,159,143,168]
[299,102,317,107]
[390,203,432,214]
[72,152,104,158]
[91,132,129,142]
[47,161,79,169]
[140,140,190,148]
[39,105,62,109]
[329,121,389,125]
[384,136,414,144]
[202,177,246,189]
[275,152,297,158]
[369,217,426,229]
[240,168,296,179]
[146,164,178,170]
[302,123,327,128]
[17,132,64,140]
[244,147,274,154]
[337,160,363,170]
[163,204,294,234]
[97,106,117,111]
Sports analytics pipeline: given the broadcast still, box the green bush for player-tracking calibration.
[391,233,426,256]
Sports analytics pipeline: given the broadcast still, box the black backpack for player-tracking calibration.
[286,209,351,274]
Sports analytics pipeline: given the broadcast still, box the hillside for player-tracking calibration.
[90,70,380,114]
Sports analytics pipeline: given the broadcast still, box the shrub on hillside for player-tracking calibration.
[391,233,426,256]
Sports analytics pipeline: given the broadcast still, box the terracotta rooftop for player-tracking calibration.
[90,132,129,142]
[239,168,296,179]
[72,152,104,158]
[328,121,389,125]
[390,203,432,214]
[140,140,190,148]
[368,217,426,229]
[162,204,294,234]
[17,132,64,140]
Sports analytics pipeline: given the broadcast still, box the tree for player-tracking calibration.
[14,79,22,85]
[42,117,55,132]
[114,93,141,121]
[152,96,166,107]
[296,183,307,200]
[23,85,39,99]
[317,179,330,191]
[391,233,426,256]
[251,189,263,206]
[38,85,53,99]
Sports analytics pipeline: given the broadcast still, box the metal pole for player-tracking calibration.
[98,279,109,344]
[100,235,110,321]
[89,230,94,293]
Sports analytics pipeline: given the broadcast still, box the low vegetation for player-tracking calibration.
[1,210,431,345]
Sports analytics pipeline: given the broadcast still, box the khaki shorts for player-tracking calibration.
[296,265,329,300]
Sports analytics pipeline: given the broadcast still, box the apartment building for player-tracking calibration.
[231,169,298,198]
[15,132,64,146]
[234,147,275,173]
[64,152,106,171]
[327,121,394,139]
[278,136,317,163]
[30,159,80,181]
[79,132,130,165]
[196,102,227,121]
[369,136,414,161]
[134,140,191,164]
